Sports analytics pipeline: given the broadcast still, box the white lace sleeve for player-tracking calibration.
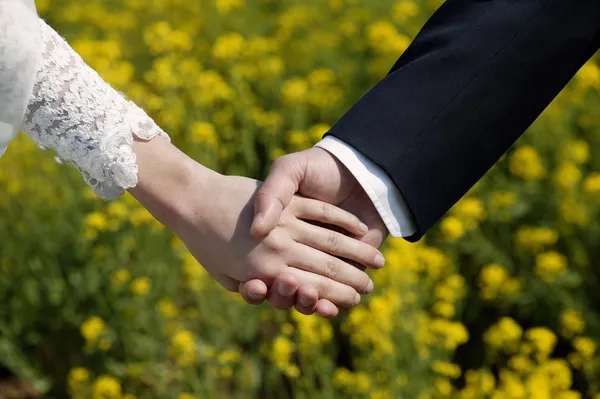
[20,19,170,200]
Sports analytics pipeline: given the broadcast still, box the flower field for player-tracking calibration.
[2,0,600,398]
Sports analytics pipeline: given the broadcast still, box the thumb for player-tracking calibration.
[251,155,305,236]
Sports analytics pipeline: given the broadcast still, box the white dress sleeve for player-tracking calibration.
[0,0,41,156]
[21,19,170,200]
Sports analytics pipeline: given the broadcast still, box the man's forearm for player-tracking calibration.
[326,0,600,241]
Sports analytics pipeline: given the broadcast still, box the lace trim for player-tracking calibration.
[20,19,169,200]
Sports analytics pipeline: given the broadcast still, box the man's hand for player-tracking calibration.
[129,138,383,314]
[239,147,389,318]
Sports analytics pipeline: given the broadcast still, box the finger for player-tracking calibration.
[266,272,300,310]
[251,155,306,237]
[292,220,385,269]
[293,284,319,315]
[315,299,340,318]
[291,197,369,237]
[285,267,360,309]
[288,243,374,294]
[239,279,268,305]
[215,275,240,293]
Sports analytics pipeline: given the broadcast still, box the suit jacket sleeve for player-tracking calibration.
[326,0,600,242]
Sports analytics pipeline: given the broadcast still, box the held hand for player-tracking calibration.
[240,147,389,317]
[173,169,384,309]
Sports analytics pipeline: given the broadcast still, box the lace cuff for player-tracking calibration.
[20,19,170,200]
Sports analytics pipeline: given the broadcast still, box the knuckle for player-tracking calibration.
[324,258,339,280]
[320,202,332,221]
[266,236,288,256]
[316,280,328,297]
[326,232,341,253]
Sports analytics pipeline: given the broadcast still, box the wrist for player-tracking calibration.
[128,136,219,234]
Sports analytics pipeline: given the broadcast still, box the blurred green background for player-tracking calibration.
[2,0,600,398]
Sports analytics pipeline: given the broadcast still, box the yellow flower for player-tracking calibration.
[573,336,596,358]
[215,0,244,15]
[158,299,179,319]
[432,361,461,379]
[271,335,295,370]
[392,0,419,23]
[484,317,522,351]
[490,191,517,210]
[560,310,585,337]
[171,329,197,366]
[178,394,197,399]
[367,21,410,54]
[509,146,545,181]
[130,277,152,296]
[92,375,121,399]
[440,216,465,241]
[553,162,581,190]
[562,140,590,164]
[583,172,600,195]
[68,367,89,391]
[111,269,131,287]
[81,316,106,343]
[452,197,486,229]
[281,78,308,104]
[576,61,600,88]
[190,122,218,147]
[213,33,245,60]
[526,327,557,356]
[514,226,559,252]
[535,251,567,282]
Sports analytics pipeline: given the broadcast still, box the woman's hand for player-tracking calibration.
[175,173,383,309]
[129,137,383,312]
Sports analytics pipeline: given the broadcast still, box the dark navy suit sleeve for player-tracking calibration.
[327,0,600,241]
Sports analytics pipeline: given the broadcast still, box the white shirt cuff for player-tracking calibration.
[315,136,417,238]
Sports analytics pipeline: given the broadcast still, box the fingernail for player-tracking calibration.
[355,293,361,305]
[374,254,385,267]
[248,291,263,301]
[299,295,312,307]
[277,281,294,297]
[366,279,374,294]
[252,213,264,227]
[359,223,368,234]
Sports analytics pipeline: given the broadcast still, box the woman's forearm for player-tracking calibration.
[128,137,217,234]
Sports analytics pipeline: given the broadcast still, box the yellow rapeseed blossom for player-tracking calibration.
[553,162,581,190]
[68,367,90,392]
[514,226,559,253]
[111,269,131,287]
[213,33,245,60]
[440,216,465,241]
[583,172,600,195]
[573,336,596,359]
[484,317,523,352]
[526,327,557,358]
[509,146,546,181]
[81,316,106,343]
[560,310,585,337]
[170,329,197,366]
[130,277,152,296]
[216,0,244,15]
[190,122,218,147]
[452,197,486,230]
[535,251,567,282]
[92,375,121,399]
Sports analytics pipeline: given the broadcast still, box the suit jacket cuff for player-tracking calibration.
[315,136,416,237]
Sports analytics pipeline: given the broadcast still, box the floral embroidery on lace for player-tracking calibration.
[20,19,169,200]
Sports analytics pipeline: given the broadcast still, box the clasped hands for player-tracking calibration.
[142,141,389,318]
